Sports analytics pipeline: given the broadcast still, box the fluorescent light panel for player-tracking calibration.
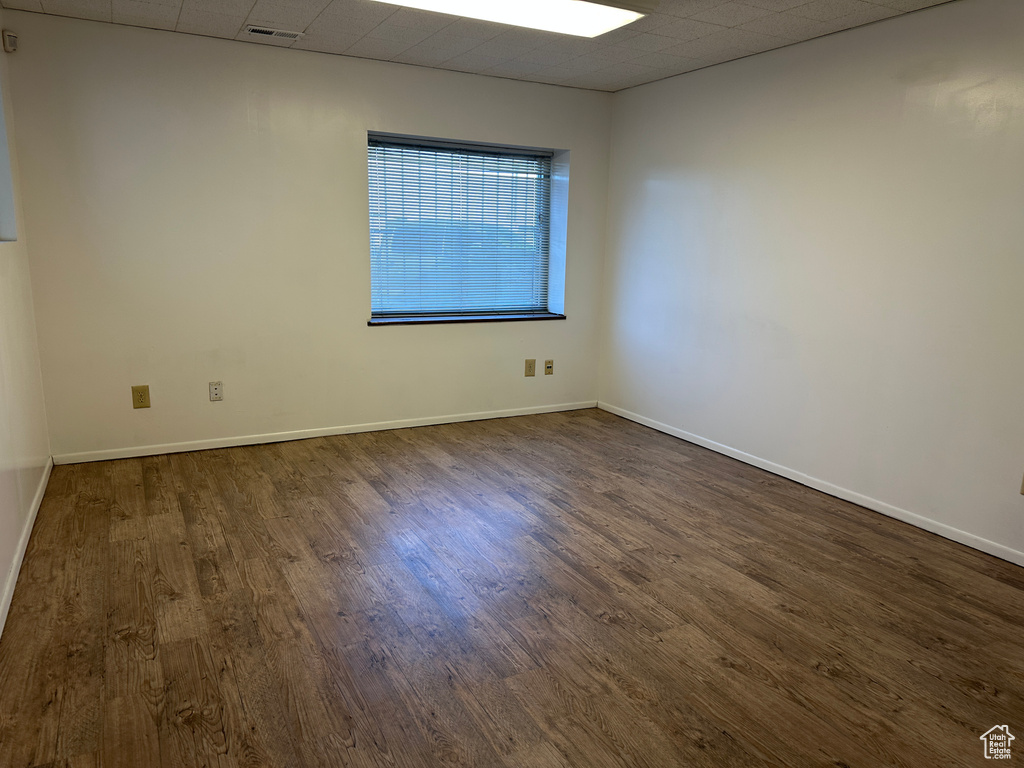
[370,0,644,38]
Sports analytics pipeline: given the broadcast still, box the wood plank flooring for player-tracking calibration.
[1,409,1022,767]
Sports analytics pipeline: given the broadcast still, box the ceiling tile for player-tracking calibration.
[471,40,535,60]
[628,50,696,68]
[437,17,504,40]
[391,45,452,65]
[443,51,505,72]
[176,8,247,37]
[512,47,574,66]
[616,32,680,51]
[576,45,645,64]
[615,12,670,33]
[596,64,662,88]
[113,0,181,29]
[787,0,878,22]
[41,0,112,22]
[6,0,959,91]
[701,26,788,51]
[245,0,332,30]
[181,0,253,15]
[657,0,729,18]
[812,2,899,32]
[656,17,729,41]
[483,60,547,78]
[659,58,710,76]
[663,37,748,61]
[539,59,599,79]
[602,61,660,78]
[417,26,489,52]
[737,10,830,38]
[302,8,386,36]
[535,35,597,55]
[415,33,479,57]
[379,5,452,32]
[3,0,44,11]
[483,27,561,50]
[689,2,773,27]
[291,30,361,52]
[364,18,436,45]
[875,0,948,10]
[593,25,645,45]
[311,0,395,27]
[343,34,410,58]
[840,3,902,22]
[736,0,813,10]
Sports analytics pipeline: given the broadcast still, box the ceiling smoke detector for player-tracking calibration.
[243,25,304,41]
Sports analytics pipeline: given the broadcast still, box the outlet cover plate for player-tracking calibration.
[209,381,223,402]
[131,385,151,409]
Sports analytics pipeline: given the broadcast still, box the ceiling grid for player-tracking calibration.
[2,0,955,90]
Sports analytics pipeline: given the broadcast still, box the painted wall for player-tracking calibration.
[9,1,1024,565]
[0,7,51,633]
[601,0,1024,563]
[8,11,611,461]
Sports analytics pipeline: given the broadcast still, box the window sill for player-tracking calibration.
[368,312,566,327]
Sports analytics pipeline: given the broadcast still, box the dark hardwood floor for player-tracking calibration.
[0,409,1021,767]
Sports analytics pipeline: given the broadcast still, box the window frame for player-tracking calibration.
[366,132,567,326]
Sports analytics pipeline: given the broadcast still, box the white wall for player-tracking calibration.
[8,1,1024,566]
[0,7,51,634]
[8,11,611,462]
[601,0,1024,563]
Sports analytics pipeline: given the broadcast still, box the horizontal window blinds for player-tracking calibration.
[368,137,553,317]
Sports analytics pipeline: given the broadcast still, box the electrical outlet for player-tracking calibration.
[131,385,151,409]
[209,381,223,402]
[544,359,554,375]
[525,359,536,377]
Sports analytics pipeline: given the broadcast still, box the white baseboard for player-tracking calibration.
[52,401,599,465]
[0,456,53,641]
[598,402,1024,569]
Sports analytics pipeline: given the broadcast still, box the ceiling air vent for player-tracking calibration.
[244,25,304,40]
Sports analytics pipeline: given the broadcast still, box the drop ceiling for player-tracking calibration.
[2,0,955,91]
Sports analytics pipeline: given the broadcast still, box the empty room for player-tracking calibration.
[0,0,1022,765]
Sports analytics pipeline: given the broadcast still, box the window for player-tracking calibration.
[367,133,566,324]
